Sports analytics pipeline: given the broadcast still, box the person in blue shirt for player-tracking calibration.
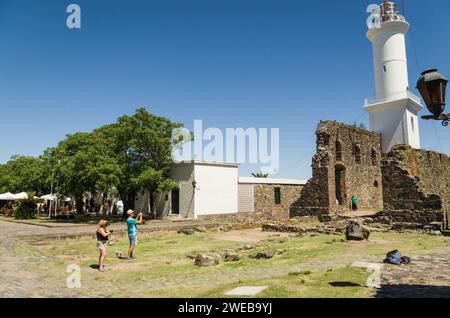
[126,209,143,261]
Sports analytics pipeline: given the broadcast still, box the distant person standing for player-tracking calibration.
[96,220,112,272]
[126,209,143,261]
[351,195,358,211]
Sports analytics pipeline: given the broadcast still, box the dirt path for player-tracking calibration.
[1,220,449,298]
[0,218,223,241]
[0,236,74,297]
[376,247,450,298]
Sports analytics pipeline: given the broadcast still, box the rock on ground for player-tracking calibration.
[178,228,195,235]
[255,251,275,259]
[345,222,370,241]
[194,254,216,267]
[224,251,240,262]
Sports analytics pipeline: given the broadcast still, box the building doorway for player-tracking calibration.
[171,188,180,215]
[335,165,347,207]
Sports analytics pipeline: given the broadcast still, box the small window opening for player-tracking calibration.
[274,187,281,205]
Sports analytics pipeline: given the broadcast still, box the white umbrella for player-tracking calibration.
[0,192,15,200]
[41,194,70,201]
[40,194,58,201]
[13,192,29,200]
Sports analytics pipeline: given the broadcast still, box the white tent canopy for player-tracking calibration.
[0,192,15,200]
[40,194,57,201]
[13,192,29,200]
[40,194,71,202]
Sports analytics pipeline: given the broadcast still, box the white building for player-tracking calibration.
[135,161,306,220]
[364,1,423,153]
[169,161,239,218]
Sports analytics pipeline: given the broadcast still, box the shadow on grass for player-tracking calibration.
[376,284,450,298]
[329,282,362,287]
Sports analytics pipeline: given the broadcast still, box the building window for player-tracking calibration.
[336,140,342,161]
[383,65,387,72]
[374,180,379,188]
[371,148,377,166]
[353,144,361,164]
[274,187,281,205]
[411,116,415,133]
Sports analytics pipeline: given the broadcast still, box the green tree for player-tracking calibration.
[352,122,368,130]
[13,192,40,220]
[251,172,269,178]
[0,156,49,195]
[0,164,12,193]
[48,132,121,214]
[96,108,183,217]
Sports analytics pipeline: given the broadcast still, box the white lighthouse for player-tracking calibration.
[364,1,422,153]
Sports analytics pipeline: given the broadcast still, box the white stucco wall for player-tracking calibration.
[404,107,421,149]
[193,163,238,216]
[366,98,422,153]
[170,163,195,218]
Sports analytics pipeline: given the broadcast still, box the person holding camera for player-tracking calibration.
[96,220,112,272]
[126,209,143,261]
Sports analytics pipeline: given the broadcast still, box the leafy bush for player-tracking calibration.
[13,196,38,220]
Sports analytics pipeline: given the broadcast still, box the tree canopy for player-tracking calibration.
[0,108,185,217]
[95,108,182,215]
[46,132,121,213]
[0,156,49,195]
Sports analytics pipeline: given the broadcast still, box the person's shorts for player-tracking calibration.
[96,240,109,251]
[129,235,138,246]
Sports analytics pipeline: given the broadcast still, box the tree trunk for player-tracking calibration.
[150,192,155,219]
[75,196,84,215]
[120,192,136,218]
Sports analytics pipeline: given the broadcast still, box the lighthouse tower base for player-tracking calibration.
[364,93,422,153]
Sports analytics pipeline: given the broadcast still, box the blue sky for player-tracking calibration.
[0,0,449,179]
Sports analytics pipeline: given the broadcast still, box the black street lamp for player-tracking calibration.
[417,69,449,126]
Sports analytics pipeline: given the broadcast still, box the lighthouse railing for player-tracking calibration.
[364,89,422,106]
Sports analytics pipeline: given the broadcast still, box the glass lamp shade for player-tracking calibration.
[417,69,448,117]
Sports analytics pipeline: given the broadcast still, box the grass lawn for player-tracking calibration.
[30,229,449,298]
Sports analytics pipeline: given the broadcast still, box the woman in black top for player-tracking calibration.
[96,220,111,272]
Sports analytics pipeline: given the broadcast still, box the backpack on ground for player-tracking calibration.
[384,250,402,265]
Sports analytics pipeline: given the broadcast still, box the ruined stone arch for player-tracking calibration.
[335,163,347,206]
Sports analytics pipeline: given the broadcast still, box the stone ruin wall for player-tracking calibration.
[200,184,303,224]
[291,121,383,217]
[382,145,450,227]
[254,184,303,221]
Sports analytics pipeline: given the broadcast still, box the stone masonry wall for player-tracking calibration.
[254,184,303,221]
[382,145,450,226]
[291,121,383,217]
[200,184,303,224]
